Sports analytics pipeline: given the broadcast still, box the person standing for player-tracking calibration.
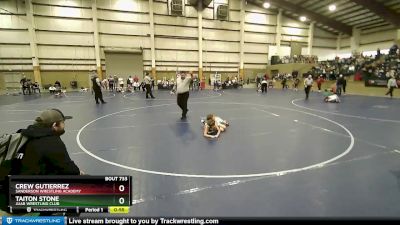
[293,77,300,91]
[316,75,324,92]
[172,72,192,120]
[336,74,344,96]
[281,77,287,90]
[385,76,398,98]
[127,76,132,89]
[376,48,381,59]
[54,80,61,87]
[133,75,139,91]
[261,78,268,93]
[304,75,313,100]
[113,75,118,92]
[92,74,106,104]
[151,78,155,90]
[144,73,155,99]
[108,76,114,92]
[256,76,261,91]
[342,76,347,95]
[20,75,28,95]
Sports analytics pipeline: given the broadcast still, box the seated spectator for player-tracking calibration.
[80,87,88,92]
[49,83,62,96]
[133,81,140,91]
[389,44,398,55]
[54,88,65,98]
[32,82,40,94]
[261,78,268,93]
[49,85,56,94]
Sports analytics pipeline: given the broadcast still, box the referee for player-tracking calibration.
[144,73,155,99]
[304,75,314,100]
[173,72,193,120]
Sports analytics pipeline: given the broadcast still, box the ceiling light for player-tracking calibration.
[328,4,336,11]
[300,16,307,22]
[263,2,271,9]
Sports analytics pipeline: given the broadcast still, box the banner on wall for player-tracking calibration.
[365,79,388,87]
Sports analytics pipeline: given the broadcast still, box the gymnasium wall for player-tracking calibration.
[0,75,5,91]
[0,0,310,77]
[337,29,397,57]
[40,71,90,89]
[0,0,398,90]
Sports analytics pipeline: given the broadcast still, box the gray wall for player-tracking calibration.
[105,53,143,79]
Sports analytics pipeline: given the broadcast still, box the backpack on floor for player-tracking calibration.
[0,132,28,210]
[0,132,29,183]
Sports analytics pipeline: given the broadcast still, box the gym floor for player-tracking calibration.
[1,88,400,217]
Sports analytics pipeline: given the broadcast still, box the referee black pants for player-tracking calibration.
[261,83,267,93]
[145,84,154,98]
[386,87,394,97]
[177,91,189,118]
[94,89,105,104]
[305,86,311,99]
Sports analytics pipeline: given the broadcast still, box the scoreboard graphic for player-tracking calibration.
[7,175,132,214]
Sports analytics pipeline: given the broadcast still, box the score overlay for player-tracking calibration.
[8,175,132,214]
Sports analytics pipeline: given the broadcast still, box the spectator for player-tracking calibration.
[385,76,398,98]
[293,77,300,91]
[32,82,40,94]
[20,75,29,95]
[113,75,119,92]
[261,78,268,93]
[281,77,287,90]
[102,78,109,90]
[316,75,324,92]
[10,109,82,176]
[118,77,124,92]
[255,76,261,90]
[1,109,83,214]
[48,85,56,94]
[389,44,398,56]
[108,76,114,92]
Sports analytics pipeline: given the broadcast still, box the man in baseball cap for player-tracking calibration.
[11,108,82,175]
[35,108,72,123]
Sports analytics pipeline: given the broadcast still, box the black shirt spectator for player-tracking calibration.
[11,109,80,175]
[20,76,27,86]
